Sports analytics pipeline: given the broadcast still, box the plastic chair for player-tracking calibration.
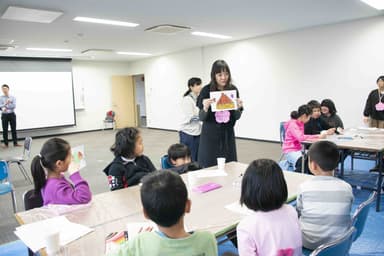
[23,189,43,211]
[278,121,286,161]
[0,160,17,213]
[160,155,173,169]
[0,240,29,256]
[351,191,377,242]
[5,137,33,184]
[309,227,355,256]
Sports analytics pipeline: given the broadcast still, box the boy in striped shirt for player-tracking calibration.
[297,141,354,250]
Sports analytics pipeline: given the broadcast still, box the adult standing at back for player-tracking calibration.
[179,77,203,162]
[363,76,384,128]
[197,60,244,168]
[1,84,20,148]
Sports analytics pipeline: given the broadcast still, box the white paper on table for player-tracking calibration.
[225,202,254,216]
[126,222,158,240]
[44,202,92,215]
[71,145,86,170]
[357,126,378,131]
[196,169,228,178]
[210,90,238,112]
[14,216,93,253]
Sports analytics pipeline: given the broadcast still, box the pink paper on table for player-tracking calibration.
[192,182,222,193]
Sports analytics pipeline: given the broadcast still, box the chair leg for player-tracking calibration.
[11,190,17,213]
[18,162,33,184]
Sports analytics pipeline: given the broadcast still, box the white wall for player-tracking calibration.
[18,60,131,138]
[125,16,384,141]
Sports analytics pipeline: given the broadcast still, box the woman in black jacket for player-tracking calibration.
[196,60,244,168]
[363,75,384,128]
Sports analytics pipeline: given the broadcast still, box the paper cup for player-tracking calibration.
[45,231,60,255]
[217,157,226,171]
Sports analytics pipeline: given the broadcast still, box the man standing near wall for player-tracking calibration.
[1,84,20,148]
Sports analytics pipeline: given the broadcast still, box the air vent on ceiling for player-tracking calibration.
[145,24,191,34]
[0,45,15,51]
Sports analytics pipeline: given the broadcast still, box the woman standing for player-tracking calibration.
[179,77,202,161]
[363,76,384,128]
[197,60,244,168]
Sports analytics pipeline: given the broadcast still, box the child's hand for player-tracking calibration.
[319,133,327,139]
[336,127,344,134]
[68,158,80,175]
[203,99,215,112]
[326,128,336,135]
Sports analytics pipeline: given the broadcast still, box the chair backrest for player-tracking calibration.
[310,227,355,256]
[160,155,173,169]
[23,137,33,160]
[351,191,377,241]
[0,160,9,181]
[279,121,286,145]
[23,189,43,211]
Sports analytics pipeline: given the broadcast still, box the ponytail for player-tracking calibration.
[31,155,47,192]
[30,138,71,192]
[290,111,299,119]
[183,88,192,97]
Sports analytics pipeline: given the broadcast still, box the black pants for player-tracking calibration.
[1,112,17,146]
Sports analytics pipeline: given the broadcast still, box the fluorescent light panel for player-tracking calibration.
[360,0,384,9]
[191,31,232,39]
[116,51,151,56]
[74,16,139,27]
[26,48,72,52]
[1,6,63,23]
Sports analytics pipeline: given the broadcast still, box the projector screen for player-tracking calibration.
[0,58,75,131]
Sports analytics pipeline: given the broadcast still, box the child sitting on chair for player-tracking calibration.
[166,143,201,174]
[103,127,156,190]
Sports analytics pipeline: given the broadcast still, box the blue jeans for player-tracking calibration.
[279,151,302,171]
[179,131,200,162]
[217,235,238,256]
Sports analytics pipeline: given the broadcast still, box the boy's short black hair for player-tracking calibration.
[140,170,188,227]
[307,100,321,112]
[240,159,288,212]
[110,127,140,158]
[2,84,9,89]
[168,143,191,161]
[308,141,339,172]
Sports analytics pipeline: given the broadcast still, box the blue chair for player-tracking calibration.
[0,160,17,213]
[0,240,29,256]
[309,227,355,256]
[160,155,173,169]
[351,191,377,242]
[279,121,286,146]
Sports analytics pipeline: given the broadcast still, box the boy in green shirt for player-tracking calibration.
[107,170,218,256]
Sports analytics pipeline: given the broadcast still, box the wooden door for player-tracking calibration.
[111,75,137,128]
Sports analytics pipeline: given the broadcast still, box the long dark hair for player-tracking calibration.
[31,138,71,192]
[291,104,311,119]
[321,99,337,116]
[183,77,202,97]
[209,60,234,91]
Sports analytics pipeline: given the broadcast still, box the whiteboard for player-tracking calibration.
[0,71,75,130]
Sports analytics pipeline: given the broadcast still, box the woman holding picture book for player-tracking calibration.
[196,60,244,168]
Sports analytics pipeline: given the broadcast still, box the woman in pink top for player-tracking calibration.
[237,159,302,256]
[31,138,92,205]
[280,104,325,172]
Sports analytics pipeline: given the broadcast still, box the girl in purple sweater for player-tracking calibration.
[31,138,92,205]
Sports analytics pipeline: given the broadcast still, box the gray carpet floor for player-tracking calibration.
[0,128,281,245]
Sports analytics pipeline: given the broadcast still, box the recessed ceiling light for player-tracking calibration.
[116,51,152,56]
[26,48,72,52]
[1,6,63,23]
[191,31,232,39]
[73,16,139,27]
[360,0,384,9]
